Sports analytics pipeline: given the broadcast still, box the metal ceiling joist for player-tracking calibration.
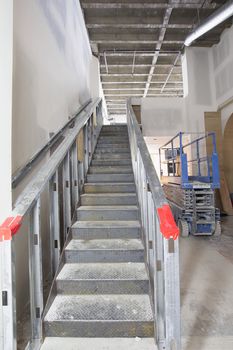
[100,64,181,68]
[143,0,175,98]
[161,52,182,93]
[100,73,182,76]
[91,40,184,44]
[82,2,216,10]
[87,23,193,29]
[102,81,183,84]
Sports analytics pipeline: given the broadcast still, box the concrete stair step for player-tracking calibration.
[65,239,144,263]
[92,159,132,166]
[95,148,130,154]
[99,136,128,141]
[86,173,134,183]
[89,166,132,174]
[77,205,138,221]
[96,143,129,149]
[71,220,141,239]
[102,125,127,130]
[41,337,157,350]
[44,294,154,337]
[84,183,135,193]
[56,262,149,294]
[80,193,137,206]
[98,139,129,144]
[93,153,131,160]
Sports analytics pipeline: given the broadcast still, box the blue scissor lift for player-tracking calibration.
[159,132,221,237]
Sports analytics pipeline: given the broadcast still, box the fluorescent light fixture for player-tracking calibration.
[184,0,233,46]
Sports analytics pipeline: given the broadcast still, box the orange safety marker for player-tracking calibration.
[0,216,22,241]
[157,204,179,240]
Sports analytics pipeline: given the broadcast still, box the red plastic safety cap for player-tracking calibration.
[157,204,179,240]
[0,216,22,241]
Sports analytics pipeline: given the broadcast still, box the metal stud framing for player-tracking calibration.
[0,98,103,349]
[127,99,181,349]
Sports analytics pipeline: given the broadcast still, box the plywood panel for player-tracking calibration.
[223,114,233,193]
[204,112,233,215]
[132,105,141,124]
[77,129,84,162]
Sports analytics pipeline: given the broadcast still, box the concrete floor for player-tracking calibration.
[40,216,233,349]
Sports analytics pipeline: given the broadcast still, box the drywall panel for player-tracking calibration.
[141,97,186,136]
[212,26,233,106]
[0,1,13,347]
[11,0,101,322]
[12,0,93,174]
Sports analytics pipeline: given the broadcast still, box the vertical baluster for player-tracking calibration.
[84,124,89,176]
[163,237,181,350]
[154,215,166,349]
[28,198,43,347]
[1,238,16,350]
[63,153,71,239]
[49,171,61,277]
[71,143,79,211]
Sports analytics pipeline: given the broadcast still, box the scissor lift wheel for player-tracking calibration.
[178,219,189,237]
[214,221,221,236]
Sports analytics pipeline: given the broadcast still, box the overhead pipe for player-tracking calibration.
[184,0,233,46]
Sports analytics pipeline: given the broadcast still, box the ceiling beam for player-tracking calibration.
[100,64,181,68]
[143,1,173,97]
[99,51,180,57]
[104,87,183,91]
[102,81,183,84]
[90,40,184,44]
[82,3,216,10]
[101,73,182,76]
[161,53,181,93]
[87,23,193,29]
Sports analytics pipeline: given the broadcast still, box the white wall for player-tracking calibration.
[11,0,101,322]
[211,26,233,131]
[12,0,94,173]
[141,97,186,136]
[0,1,13,347]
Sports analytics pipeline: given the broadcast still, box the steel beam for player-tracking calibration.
[161,53,181,93]
[87,23,193,29]
[143,1,173,98]
[91,40,184,44]
[100,51,180,57]
[82,2,216,9]
[101,73,182,77]
[102,81,183,84]
[100,64,181,68]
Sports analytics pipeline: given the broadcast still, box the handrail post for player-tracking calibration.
[49,171,61,277]
[28,198,43,348]
[0,239,17,350]
[63,153,72,240]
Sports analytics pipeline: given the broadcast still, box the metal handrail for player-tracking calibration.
[13,98,100,217]
[127,99,181,350]
[0,98,103,350]
[12,99,92,188]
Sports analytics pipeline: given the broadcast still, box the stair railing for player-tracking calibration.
[0,98,103,350]
[127,99,181,350]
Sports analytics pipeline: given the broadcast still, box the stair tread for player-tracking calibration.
[57,263,148,281]
[81,193,136,197]
[72,220,141,228]
[77,205,138,211]
[44,294,153,322]
[85,182,135,185]
[66,239,144,251]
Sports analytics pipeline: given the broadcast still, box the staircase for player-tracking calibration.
[43,125,155,345]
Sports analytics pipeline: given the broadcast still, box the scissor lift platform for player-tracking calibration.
[159,132,221,237]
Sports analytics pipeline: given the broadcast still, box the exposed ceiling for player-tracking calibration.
[80,0,232,119]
